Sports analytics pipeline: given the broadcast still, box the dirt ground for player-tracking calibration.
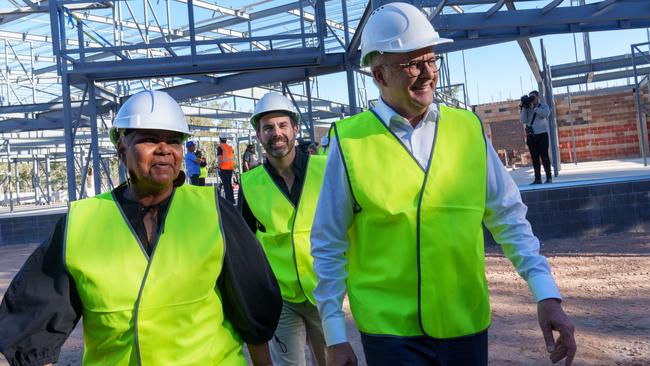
[1,232,649,365]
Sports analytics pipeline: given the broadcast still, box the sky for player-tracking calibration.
[314,27,650,107]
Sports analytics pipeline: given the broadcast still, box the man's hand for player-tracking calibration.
[247,342,273,366]
[538,298,577,365]
[326,342,357,366]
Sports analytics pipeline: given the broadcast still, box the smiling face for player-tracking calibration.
[118,129,184,191]
[256,112,298,160]
[371,47,439,121]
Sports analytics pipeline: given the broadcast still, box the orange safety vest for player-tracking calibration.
[219,143,235,170]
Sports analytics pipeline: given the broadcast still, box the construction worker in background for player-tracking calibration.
[0,90,281,366]
[185,140,201,185]
[197,150,208,186]
[310,3,576,366]
[217,135,236,204]
[239,92,327,366]
[318,135,329,155]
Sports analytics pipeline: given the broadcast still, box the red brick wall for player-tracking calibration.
[475,86,650,164]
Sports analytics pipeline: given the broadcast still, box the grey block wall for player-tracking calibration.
[486,179,650,244]
[0,213,65,246]
[2,178,649,246]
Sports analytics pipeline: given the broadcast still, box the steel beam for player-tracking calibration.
[432,1,650,54]
[551,52,650,77]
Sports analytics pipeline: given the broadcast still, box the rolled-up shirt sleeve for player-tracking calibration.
[217,197,282,344]
[310,134,355,346]
[483,142,561,302]
[0,215,82,366]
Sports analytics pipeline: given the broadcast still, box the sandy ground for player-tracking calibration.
[1,233,649,365]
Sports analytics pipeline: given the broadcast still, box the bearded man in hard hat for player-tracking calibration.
[310,3,576,366]
[0,90,281,366]
[239,92,328,366]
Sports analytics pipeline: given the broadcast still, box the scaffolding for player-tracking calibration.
[0,0,649,207]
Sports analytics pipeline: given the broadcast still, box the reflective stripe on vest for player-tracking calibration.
[334,106,489,338]
[65,185,246,366]
[240,155,326,304]
[219,143,235,170]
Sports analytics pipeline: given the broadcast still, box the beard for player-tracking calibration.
[265,135,294,159]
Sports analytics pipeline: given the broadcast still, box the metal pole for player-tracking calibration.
[305,78,315,142]
[632,43,648,166]
[32,156,39,204]
[299,0,306,48]
[7,157,13,212]
[45,155,52,203]
[14,159,20,204]
[566,87,577,165]
[4,39,9,105]
[341,0,358,115]
[61,72,78,201]
[89,81,102,195]
[30,42,35,103]
[187,0,197,64]
[541,39,560,177]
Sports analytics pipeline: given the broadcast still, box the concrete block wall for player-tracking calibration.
[0,212,64,246]
[476,86,650,163]
[485,178,650,244]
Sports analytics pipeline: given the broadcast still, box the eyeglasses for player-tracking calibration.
[384,55,444,77]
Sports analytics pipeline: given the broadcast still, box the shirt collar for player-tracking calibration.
[373,97,440,128]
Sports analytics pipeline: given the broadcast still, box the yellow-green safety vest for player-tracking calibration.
[334,106,489,339]
[200,165,208,178]
[65,184,246,365]
[240,155,326,304]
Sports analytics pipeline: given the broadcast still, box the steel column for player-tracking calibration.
[88,81,102,195]
[61,72,78,201]
[566,87,577,165]
[305,78,315,141]
[341,0,357,115]
[6,157,13,212]
[32,156,39,204]
[45,155,52,202]
[14,159,20,204]
[541,39,560,177]
[632,42,649,166]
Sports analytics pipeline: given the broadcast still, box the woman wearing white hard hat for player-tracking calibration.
[311,2,576,366]
[0,90,281,366]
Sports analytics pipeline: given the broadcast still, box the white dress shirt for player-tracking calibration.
[310,98,562,346]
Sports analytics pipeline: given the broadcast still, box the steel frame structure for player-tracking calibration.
[0,0,648,204]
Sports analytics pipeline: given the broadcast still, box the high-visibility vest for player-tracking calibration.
[199,165,208,178]
[334,106,489,338]
[65,185,246,365]
[219,143,235,170]
[240,155,326,304]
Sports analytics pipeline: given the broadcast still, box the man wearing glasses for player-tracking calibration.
[310,2,576,366]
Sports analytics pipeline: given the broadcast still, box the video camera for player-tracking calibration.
[520,94,535,109]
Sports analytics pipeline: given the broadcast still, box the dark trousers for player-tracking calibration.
[198,177,206,186]
[218,169,235,204]
[189,174,200,186]
[360,330,488,366]
[526,132,552,180]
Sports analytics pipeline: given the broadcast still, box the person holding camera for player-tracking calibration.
[520,90,552,184]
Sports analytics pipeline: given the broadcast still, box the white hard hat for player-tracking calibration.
[109,90,190,145]
[250,92,300,129]
[360,2,453,67]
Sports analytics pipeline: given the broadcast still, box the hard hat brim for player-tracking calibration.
[360,37,454,67]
